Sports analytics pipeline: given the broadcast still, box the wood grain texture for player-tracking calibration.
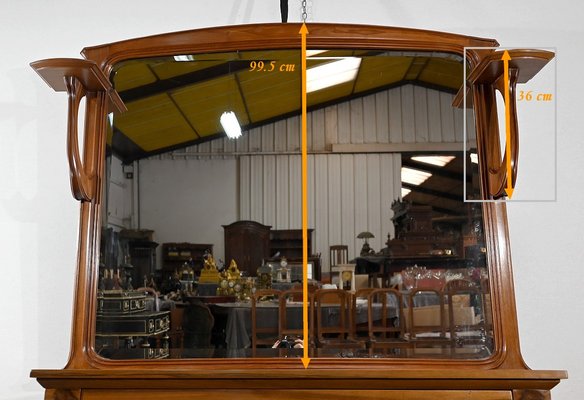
[82,389,512,400]
[45,389,81,400]
[512,389,551,400]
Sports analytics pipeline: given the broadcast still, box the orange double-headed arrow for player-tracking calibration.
[502,50,514,199]
[299,22,311,369]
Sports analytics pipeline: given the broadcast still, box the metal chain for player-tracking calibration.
[301,0,307,22]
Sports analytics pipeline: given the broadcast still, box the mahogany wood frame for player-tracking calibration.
[30,23,565,400]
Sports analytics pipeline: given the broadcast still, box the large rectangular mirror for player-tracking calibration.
[97,47,491,360]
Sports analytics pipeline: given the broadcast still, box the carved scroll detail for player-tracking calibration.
[65,76,95,202]
[486,67,519,198]
[30,58,126,202]
[464,49,554,200]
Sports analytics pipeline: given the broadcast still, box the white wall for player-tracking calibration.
[1,2,582,399]
[106,155,133,229]
[138,157,238,266]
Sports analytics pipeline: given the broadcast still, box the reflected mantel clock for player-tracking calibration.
[30,23,565,400]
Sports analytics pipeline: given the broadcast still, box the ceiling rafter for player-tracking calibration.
[402,182,462,202]
[409,201,461,217]
[117,61,251,103]
[402,158,468,181]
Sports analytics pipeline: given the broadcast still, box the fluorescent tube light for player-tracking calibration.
[220,111,242,139]
[401,167,431,186]
[411,155,455,167]
[174,55,195,62]
[470,153,479,164]
[307,57,361,93]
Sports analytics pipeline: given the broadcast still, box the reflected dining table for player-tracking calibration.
[211,300,388,352]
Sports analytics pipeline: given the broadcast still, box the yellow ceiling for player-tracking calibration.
[110,49,463,162]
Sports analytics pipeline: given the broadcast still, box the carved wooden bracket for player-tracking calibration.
[454,49,554,199]
[30,58,126,202]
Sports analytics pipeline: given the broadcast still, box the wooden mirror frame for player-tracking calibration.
[30,23,565,400]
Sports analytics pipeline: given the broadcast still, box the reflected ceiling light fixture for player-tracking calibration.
[174,55,195,62]
[401,167,431,186]
[411,155,455,167]
[401,187,412,198]
[220,111,242,139]
[306,49,328,57]
[470,153,479,164]
[306,57,361,93]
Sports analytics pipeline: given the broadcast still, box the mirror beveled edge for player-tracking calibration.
[51,23,530,371]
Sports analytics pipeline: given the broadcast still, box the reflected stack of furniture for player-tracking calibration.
[119,229,158,286]
[95,290,170,359]
[357,202,468,285]
[388,201,461,258]
[223,222,322,279]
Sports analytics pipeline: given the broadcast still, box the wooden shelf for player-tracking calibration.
[162,243,213,275]
[270,229,313,260]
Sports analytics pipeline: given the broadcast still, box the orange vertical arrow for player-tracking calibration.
[299,22,311,369]
[502,50,514,198]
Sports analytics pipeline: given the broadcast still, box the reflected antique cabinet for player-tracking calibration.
[30,23,565,400]
[223,221,271,276]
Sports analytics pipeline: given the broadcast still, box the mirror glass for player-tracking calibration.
[97,48,491,360]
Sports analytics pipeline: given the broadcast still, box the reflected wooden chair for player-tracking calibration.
[167,306,185,351]
[443,279,487,348]
[291,282,320,301]
[480,277,493,335]
[182,300,215,350]
[251,289,282,353]
[313,289,366,350]
[352,288,376,340]
[329,245,349,267]
[279,289,314,350]
[406,288,450,349]
[366,288,410,355]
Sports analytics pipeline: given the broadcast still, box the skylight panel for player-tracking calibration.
[401,167,432,186]
[411,155,455,167]
[306,57,361,93]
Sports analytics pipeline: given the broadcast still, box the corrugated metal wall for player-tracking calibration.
[170,84,474,156]
[151,84,473,273]
[239,153,401,271]
[233,85,472,272]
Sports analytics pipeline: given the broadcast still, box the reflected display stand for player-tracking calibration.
[29,23,564,400]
